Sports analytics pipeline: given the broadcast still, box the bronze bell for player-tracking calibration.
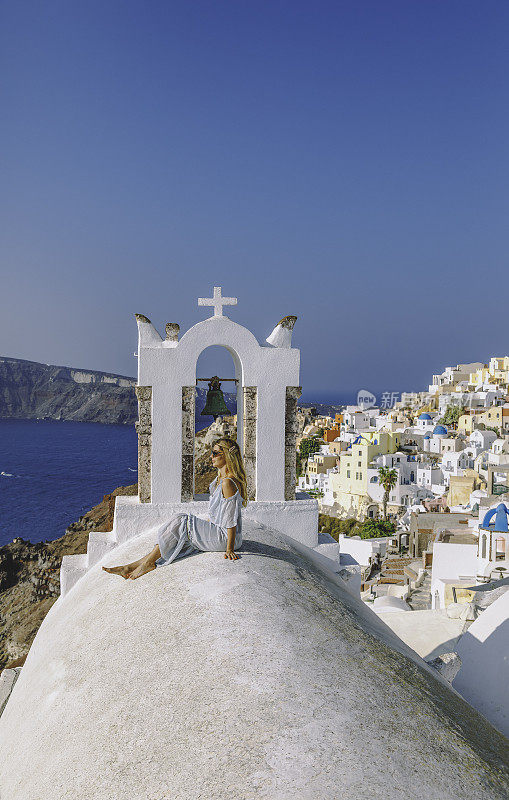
[201,376,230,421]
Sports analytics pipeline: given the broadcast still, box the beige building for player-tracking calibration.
[408,511,472,559]
[476,405,509,433]
[430,362,484,393]
[469,357,509,388]
[440,436,465,454]
[327,431,402,519]
[307,453,337,476]
[448,472,486,508]
[328,440,350,456]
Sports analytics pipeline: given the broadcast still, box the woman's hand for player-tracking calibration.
[225,526,237,560]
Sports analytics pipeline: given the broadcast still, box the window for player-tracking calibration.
[347,470,350,478]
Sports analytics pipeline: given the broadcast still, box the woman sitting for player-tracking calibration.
[103,437,247,580]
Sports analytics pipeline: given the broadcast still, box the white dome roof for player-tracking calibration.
[1,523,508,799]
[373,596,410,613]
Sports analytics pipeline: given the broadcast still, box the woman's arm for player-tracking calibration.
[222,478,239,561]
[225,526,238,560]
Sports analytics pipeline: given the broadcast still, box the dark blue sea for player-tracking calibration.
[0,420,138,547]
[0,395,357,548]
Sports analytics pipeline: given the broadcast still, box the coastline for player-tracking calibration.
[0,483,138,671]
[0,416,228,671]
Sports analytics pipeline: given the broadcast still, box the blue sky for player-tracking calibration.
[1,1,508,402]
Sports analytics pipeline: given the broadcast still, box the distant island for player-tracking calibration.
[0,356,138,425]
[0,356,237,426]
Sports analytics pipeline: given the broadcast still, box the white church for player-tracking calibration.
[1,289,508,799]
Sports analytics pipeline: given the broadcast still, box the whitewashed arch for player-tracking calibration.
[136,313,300,504]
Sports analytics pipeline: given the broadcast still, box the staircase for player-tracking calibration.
[407,572,432,610]
[378,555,414,586]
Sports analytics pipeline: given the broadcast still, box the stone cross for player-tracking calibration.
[198,286,237,317]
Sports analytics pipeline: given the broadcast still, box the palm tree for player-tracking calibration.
[378,466,398,521]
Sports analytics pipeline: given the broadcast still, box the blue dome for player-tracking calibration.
[433,425,447,435]
[481,503,509,533]
[424,434,431,439]
[419,413,432,420]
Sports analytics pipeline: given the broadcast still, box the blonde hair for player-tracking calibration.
[213,437,248,507]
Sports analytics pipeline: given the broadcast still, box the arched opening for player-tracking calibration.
[481,534,487,559]
[194,345,240,496]
[495,536,506,561]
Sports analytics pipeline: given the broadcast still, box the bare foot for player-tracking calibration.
[128,561,156,580]
[102,565,131,579]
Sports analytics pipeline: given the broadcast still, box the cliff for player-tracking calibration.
[0,357,138,424]
[0,356,236,426]
[0,417,235,669]
[0,484,138,670]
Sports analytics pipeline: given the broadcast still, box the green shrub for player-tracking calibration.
[356,519,396,539]
[319,514,358,541]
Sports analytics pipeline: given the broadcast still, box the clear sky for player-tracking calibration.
[1,1,508,402]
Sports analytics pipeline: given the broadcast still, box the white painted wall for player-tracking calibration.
[430,542,478,609]
[454,589,509,738]
[337,534,386,567]
[137,314,300,503]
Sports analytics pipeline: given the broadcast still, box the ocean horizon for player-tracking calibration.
[0,391,403,547]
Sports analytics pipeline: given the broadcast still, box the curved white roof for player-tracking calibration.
[373,596,410,613]
[1,522,508,798]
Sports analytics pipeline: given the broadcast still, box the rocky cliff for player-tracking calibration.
[0,356,237,426]
[0,417,237,670]
[0,357,138,425]
[0,483,138,670]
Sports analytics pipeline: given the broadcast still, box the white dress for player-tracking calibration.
[155,477,243,567]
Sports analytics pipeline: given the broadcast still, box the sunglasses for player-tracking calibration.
[211,449,222,456]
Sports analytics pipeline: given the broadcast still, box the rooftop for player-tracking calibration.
[1,521,508,798]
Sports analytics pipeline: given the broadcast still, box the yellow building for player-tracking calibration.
[458,413,476,435]
[459,405,509,435]
[469,366,490,387]
[448,472,486,508]
[327,431,402,519]
[489,357,509,384]
[476,406,504,431]
[469,357,509,388]
[307,453,337,476]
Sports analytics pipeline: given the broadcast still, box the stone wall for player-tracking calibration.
[285,386,302,500]
[135,386,152,503]
[181,386,195,501]
[242,387,257,501]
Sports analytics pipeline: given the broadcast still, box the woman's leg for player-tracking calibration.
[126,544,162,580]
[103,514,183,579]
[102,546,161,579]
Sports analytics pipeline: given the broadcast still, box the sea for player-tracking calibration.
[0,420,138,547]
[0,394,361,548]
